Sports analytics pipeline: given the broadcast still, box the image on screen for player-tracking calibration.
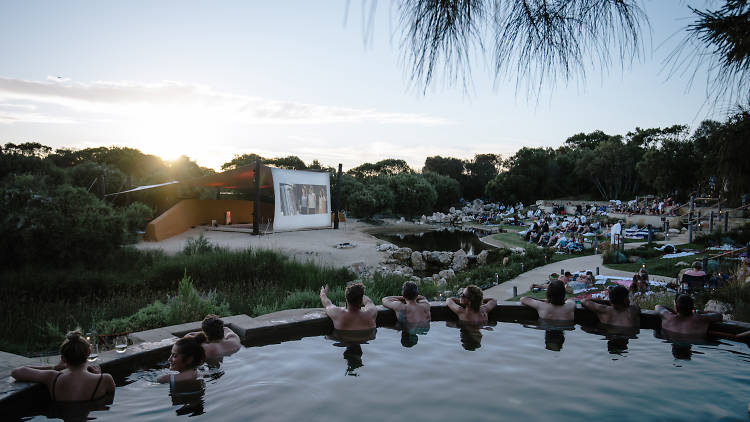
[279,183,329,216]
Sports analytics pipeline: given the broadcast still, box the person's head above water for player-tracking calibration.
[60,330,90,367]
[201,314,224,341]
[675,294,694,317]
[547,280,566,306]
[402,281,419,301]
[346,283,365,308]
[610,285,630,309]
[171,333,207,372]
[462,285,483,312]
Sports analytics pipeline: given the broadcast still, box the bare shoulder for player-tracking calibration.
[157,373,170,384]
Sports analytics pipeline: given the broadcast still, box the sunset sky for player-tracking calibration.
[0,1,722,170]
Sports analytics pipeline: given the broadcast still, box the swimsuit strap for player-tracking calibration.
[90,374,103,401]
[51,372,62,401]
[170,373,175,390]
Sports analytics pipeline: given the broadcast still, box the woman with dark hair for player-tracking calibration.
[445,285,497,323]
[11,331,115,401]
[520,280,575,322]
[158,334,207,385]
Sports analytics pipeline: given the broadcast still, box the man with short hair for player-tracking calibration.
[655,294,722,336]
[320,283,377,331]
[684,261,707,277]
[520,280,575,321]
[582,286,640,328]
[382,281,431,325]
[186,314,241,359]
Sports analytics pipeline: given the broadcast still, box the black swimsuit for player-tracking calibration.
[51,372,104,402]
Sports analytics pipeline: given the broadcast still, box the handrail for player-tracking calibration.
[707,247,745,261]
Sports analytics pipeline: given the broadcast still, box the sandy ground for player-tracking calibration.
[135,219,436,269]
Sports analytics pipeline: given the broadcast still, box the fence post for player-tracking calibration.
[253,160,261,235]
[689,222,693,243]
[334,164,342,229]
[709,211,714,232]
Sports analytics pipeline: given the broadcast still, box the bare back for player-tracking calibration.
[326,307,377,331]
[660,313,716,336]
[51,371,114,402]
[582,300,640,328]
[522,297,575,322]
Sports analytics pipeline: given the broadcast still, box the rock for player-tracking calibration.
[376,243,397,252]
[669,228,680,234]
[347,261,367,274]
[438,269,456,280]
[392,247,413,262]
[438,251,453,266]
[675,261,690,267]
[477,250,489,265]
[510,247,526,255]
[502,256,510,266]
[627,255,640,263]
[437,277,448,287]
[449,207,456,213]
[452,249,468,271]
[411,251,426,271]
[704,300,732,319]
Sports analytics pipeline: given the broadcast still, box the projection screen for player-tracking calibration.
[271,168,331,231]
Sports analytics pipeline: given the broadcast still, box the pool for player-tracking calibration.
[374,228,494,255]
[18,321,750,421]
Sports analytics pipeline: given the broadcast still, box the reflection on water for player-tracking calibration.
[374,229,493,255]
[170,379,205,417]
[545,330,565,352]
[328,328,377,377]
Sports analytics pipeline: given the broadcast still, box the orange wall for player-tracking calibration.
[145,199,257,241]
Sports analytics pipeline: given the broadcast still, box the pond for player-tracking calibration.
[373,228,494,255]
[17,321,750,421]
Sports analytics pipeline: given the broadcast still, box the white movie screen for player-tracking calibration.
[279,183,329,216]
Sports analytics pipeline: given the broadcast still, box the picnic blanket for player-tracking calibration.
[661,251,696,259]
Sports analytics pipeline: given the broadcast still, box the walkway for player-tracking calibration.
[481,234,684,302]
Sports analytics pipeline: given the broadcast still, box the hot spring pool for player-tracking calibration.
[19,322,750,421]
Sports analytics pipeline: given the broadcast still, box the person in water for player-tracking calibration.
[520,280,575,322]
[446,285,497,323]
[320,282,377,331]
[582,285,640,328]
[158,334,207,385]
[11,331,115,402]
[655,294,723,336]
[381,281,431,325]
[185,314,241,359]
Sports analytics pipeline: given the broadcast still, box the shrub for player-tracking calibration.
[182,234,216,255]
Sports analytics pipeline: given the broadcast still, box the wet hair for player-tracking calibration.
[201,314,224,341]
[610,286,630,309]
[175,333,207,369]
[345,283,365,307]
[402,281,419,301]
[692,261,702,270]
[60,331,89,366]
[464,285,483,312]
[675,294,694,317]
[547,280,566,306]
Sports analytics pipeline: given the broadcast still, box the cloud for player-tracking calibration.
[0,76,451,126]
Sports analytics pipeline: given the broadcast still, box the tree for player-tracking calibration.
[423,155,464,181]
[388,173,437,217]
[463,153,501,199]
[347,159,412,179]
[423,171,461,210]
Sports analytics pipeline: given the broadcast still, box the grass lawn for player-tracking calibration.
[603,243,713,278]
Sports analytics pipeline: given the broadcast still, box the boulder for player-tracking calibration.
[502,256,510,266]
[704,300,732,319]
[627,255,640,263]
[669,228,680,234]
[411,251,426,271]
[376,243,397,252]
[675,261,690,267]
[347,261,368,275]
[392,247,413,262]
[477,250,489,265]
[452,249,468,271]
[438,251,453,266]
[438,269,456,280]
[437,277,448,287]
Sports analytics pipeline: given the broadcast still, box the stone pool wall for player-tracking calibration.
[2,304,749,416]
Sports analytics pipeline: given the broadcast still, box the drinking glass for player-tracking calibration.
[88,343,99,362]
[115,335,128,353]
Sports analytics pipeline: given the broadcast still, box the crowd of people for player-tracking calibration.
[10,279,741,416]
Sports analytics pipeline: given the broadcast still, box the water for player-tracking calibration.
[374,228,494,255]
[20,322,750,421]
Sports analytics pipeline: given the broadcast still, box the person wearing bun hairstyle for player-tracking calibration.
[11,331,115,401]
[158,334,207,385]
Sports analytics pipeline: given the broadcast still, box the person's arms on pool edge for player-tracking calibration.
[482,298,497,313]
[445,297,464,316]
[382,296,406,312]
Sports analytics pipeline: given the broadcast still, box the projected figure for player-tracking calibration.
[308,186,317,214]
[300,187,308,215]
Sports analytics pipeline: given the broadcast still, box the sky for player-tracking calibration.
[0,1,724,171]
